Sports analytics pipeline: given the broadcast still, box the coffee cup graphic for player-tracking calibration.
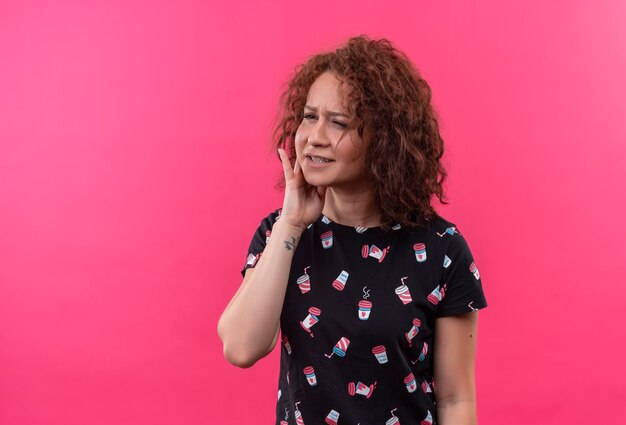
[404,373,417,393]
[358,300,372,320]
[325,409,339,425]
[405,318,421,346]
[443,254,451,268]
[332,270,349,291]
[421,410,433,425]
[372,345,388,364]
[303,366,317,386]
[282,335,292,354]
[321,230,333,249]
[348,381,377,398]
[386,408,400,425]
[300,306,321,337]
[470,261,480,280]
[413,243,427,262]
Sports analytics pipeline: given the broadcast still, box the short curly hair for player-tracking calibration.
[271,34,449,231]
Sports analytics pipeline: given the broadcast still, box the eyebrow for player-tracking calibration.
[304,105,351,119]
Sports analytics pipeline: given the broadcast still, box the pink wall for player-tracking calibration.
[1,1,625,423]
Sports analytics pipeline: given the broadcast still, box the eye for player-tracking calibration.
[303,113,347,129]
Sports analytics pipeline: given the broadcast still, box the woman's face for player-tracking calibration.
[294,71,367,190]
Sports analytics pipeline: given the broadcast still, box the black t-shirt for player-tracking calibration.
[241,208,487,425]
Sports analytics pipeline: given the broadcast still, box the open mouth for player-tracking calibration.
[307,155,334,163]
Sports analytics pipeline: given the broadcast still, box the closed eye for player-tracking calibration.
[303,114,347,128]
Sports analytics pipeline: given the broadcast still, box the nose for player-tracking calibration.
[307,119,330,147]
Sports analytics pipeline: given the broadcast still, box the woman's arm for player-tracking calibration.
[433,311,480,425]
[217,218,304,368]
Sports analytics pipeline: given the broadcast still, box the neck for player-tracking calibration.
[322,186,381,227]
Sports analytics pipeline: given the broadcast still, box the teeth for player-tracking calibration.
[311,156,331,163]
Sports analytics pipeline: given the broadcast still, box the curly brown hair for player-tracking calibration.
[271,34,449,231]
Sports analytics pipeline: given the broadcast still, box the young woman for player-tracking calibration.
[218,35,488,425]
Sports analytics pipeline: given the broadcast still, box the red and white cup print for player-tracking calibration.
[332,270,349,291]
[421,411,433,425]
[404,373,417,393]
[321,230,333,249]
[395,277,412,304]
[297,266,312,294]
[358,300,372,320]
[294,409,304,425]
[386,408,400,425]
[470,261,480,280]
[282,335,292,354]
[300,307,321,337]
[265,230,272,244]
[246,253,259,267]
[405,317,421,346]
[325,337,350,358]
[361,244,389,263]
[325,409,340,425]
[303,366,317,386]
[348,381,377,398]
[427,285,443,305]
[294,402,304,425]
[413,243,427,262]
[372,345,388,364]
[422,380,432,393]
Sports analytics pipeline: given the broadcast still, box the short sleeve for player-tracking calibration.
[240,208,282,278]
[436,228,488,317]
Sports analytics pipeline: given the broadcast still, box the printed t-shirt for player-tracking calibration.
[241,208,488,425]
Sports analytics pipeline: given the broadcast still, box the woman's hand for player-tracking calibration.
[277,148,327,231]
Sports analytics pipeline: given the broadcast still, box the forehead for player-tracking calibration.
[307,72,352,110]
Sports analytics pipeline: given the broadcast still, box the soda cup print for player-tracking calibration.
[303,366,317,386]
[362,244,389,263]
[404,373,417,393]
[395,277,412,304]
[325,337,350,358]
[265,230,272,244]
[246,253,259,267]
[297,266,312,294]
[470,261,480,280]
[421,410,433,425]
[282,335,291,354]
[358,300,372,320]
[418,341,429,362]
[325,409,340,425]
[405,318,421,346]
[278,389,281,400]
[422,380,432,393]
[443,254,451,268]
[372,345,388,364]
[392,223,401,230]
[321,231,334,249]
[294,402,304,425]
[413,243,427,262]
[386,408,400,425]
[427,285,443,305]
[321,215,331,224]
[332,270,349,291]
[348,381,377,398]
[300,307,321,337]
[355,226,368,233]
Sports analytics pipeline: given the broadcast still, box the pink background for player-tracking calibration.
[1,1,625,424]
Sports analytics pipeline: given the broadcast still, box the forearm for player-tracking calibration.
[218,219,303,365]
[437,399,477,425]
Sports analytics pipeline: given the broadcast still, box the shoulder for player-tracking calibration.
[255,207,283,228]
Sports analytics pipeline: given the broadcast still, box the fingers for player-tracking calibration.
[277,148,294,180]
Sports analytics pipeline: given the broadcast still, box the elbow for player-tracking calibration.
[221,342,264,369]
